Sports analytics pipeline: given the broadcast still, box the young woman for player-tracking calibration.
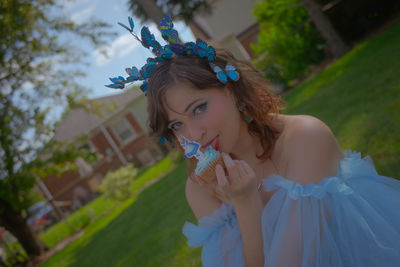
[108,16,400,267]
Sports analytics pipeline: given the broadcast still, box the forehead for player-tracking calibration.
[164,83,201,109]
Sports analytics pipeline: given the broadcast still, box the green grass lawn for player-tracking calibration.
[282,22,400,178]
[41,21,400,266]
[40,162,201,267]
[39,195,118,248]
[40,155,176,249]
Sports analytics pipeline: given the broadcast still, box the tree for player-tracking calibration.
[128,0,212,24]
[252,0,326,86]
[302,0,350,58]
[0,0,114,262]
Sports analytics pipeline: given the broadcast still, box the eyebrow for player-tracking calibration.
[167,98,204,125]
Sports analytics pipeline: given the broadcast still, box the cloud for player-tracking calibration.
[93,33,140,66]
[70,4,95,23]
[93,24,161,66]
[63,0,91,10]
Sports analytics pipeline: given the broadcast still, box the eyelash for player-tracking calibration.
[169,102,208,132]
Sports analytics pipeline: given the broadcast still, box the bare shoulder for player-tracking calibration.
[282,115,339,147]
[283,115,334,140]
[282,115,344,184]
[185,178,222,221]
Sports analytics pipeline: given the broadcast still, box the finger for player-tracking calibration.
[215,188,230,203]
[195,175,206,185]
[210,177,218,185]
[215,164,228,186]
[215,186,226,199]
[222,152,241,183]
[233,160,244,182]
[236,160,247,180]
[240,160,255,177]
[189,173,200,184]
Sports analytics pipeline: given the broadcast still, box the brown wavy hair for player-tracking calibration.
[146,48,286,178]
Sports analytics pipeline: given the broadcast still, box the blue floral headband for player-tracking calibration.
[105,15,240,94]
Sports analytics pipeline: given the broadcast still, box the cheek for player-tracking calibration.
[203,99,242,147]
[203,98,234,129]
[209,104,228,125]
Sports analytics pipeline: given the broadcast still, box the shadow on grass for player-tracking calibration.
[283,21,400,178]
[65,162,201,267]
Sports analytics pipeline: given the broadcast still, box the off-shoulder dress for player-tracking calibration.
[183,150,400,267]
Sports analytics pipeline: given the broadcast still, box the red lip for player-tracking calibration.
[201,135,220,152]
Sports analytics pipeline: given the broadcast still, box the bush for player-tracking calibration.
[98,164,138,201]
[252,0,326,87]
[3,241,28,266]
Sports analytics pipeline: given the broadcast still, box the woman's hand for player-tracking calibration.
[216,153,258,201]
[194,174,231,204]
[193,152,258,203]
[216,152,258,202]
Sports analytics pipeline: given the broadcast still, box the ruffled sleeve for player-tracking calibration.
[261,150,400,267]
[182,202,245,267]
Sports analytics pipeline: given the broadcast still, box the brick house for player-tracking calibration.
[43,89,166,210]
[189,0,260,61]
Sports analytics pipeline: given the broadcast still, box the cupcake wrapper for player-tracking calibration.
[198,156,225,183]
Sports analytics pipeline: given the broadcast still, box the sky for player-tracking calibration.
[62,0,196,99]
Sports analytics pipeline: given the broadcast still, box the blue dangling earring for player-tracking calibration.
[159,136,173,144]
[237,102,253,122]
[159,136,166,144]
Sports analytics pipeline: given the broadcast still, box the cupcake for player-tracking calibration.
[178,135,224,183]
[195,145,224,183]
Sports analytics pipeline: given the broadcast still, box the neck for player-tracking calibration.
[230,121,265,165]
[230,113,284,177]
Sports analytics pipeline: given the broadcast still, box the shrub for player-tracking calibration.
[3,241,28,266]
[252,0,326,87]
[98,164,138,201]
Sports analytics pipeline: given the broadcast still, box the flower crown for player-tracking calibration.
[105,15,240,94]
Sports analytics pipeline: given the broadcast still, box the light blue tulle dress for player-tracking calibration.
[182,150,400,266]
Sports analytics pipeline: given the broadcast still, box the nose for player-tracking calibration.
[186,120,205,143]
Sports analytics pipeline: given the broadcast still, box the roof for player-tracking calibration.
[54,89,143,142]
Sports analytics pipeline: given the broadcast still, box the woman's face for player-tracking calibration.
[164,82,245,154]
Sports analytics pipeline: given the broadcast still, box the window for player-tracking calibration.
[112,119,136,144]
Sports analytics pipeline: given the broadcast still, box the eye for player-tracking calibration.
[168,102,207,132]
[169,121,182,132]
[193,102,208,115]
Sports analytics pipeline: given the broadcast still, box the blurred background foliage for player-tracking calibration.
[252,0,325,86]
[0,0,115,263]
[98,164,138,201]
[252,0,400,88]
